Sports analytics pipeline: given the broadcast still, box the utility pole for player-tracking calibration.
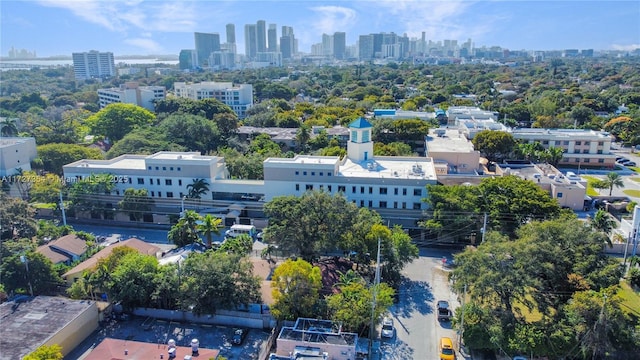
[180,196,186,217]
[20,255,34,297]
[59,191,67,226]
[368,237,381,360]
[481,212,488,243]
[458,284,467,350]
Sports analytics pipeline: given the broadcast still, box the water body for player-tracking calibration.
[0,58,179,70]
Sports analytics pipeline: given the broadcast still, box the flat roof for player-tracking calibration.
[0,137,33,147]
[0,296,95,360]
[511,128,612,139]
[339,157,437,180]
[264,155,340,166]
[278,328,357,346]
[426,128,476,153]
[83,338,219,360]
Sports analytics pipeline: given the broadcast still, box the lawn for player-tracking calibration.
[618,280,640,317]
[580,175,603,197]
[623,189,640,198]
[631,177,640,183]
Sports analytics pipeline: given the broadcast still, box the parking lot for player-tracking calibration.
[66,315,272,360]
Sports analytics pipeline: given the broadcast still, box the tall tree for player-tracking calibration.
[118,188,153,222]
[271,259,323,320]
[472,130,516,164]
[327,282,394,333]
[197,214,222,248]
[186,178,210,199]
[36,143,103,175]
[0,252,63,295]
[167,210,202,247]
[23,345,63,360]
[67,173,116,219]
[602,171,624,196]
[109,252,159,310]
[590,209,617,239]
[86,103,155,142]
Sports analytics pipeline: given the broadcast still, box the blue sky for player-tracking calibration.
[1,0,639,57]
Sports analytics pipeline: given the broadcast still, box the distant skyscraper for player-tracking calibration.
[268,24,278,52]
[72,50,115,80]
[280,26,295,59]
[245,24,258,59]
[256,20,267,53]
[179,49,197,70]
[358,35,374,61]
[322,34,332,56]
[226,23,236,44]
[194,32,220,67]
[333,32,346,60]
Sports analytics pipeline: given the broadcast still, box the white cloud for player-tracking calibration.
[310,5,358,34]
[123,38,163,53]
[611,44,640,51]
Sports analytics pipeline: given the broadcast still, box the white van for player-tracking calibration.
[225,224,257,239]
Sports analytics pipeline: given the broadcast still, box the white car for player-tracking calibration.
[381,317,395,338]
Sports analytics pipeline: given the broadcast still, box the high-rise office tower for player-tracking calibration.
[226,24,236,44]
[280,26,295,59]
[358,35,374,61]
[256,20,267,53]
[333,32,346,60]
[244,24,257,59]
[179,49,197,70]
[72,50,115,80]
[322,34,333,56]
[194,32,220,67]
[268,24,278,52]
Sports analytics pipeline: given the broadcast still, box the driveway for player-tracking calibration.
[380,249,469,360]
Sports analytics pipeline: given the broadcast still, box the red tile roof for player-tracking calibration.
[83,338,219,360]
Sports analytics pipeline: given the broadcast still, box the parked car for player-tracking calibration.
[624,161,637,167]
[381,317,395,338]
[232,328,248,345]
[437,300,452,321]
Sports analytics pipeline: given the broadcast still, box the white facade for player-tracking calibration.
[0,137,37,176]
[63,152,229,200]
[97,82,165,111]
[173,81,254,119]
[72,51,115,80]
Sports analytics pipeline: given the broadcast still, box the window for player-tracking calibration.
[402,188,407,196]
[170,167,174,171]
[584,158,590,163]
[149,178,154,185]
[311,172,315,176]
[157,192,162,198]
[598,159,605,163]
[295,184,300,191]
[413,203,421,210]
[155,166,159,170]
[338,186,346,192]
[575,141,581,145]
[295,171,299,175]
[369,187,373,194]
[178,180,182,186]
[597,150,603,154]
[368,200,373,208]
[394,188,399,195]
[542,140,549,145]
[128,177,132,184]
[166,192,174,198]
[319,185,324,190]
[584,141,590,146]
[582,149,589,154]
[163,167,166,170]
[137,178,144,185]
[563,141,569,145]
[380,187,387,195]
[328,173,332,177]
[157,178,160,185]
[575,158,580,163]
[413,188,422,196]
[177,167,181,171]
[352,186,356,193]
[360,186,365,194]
[151,191,155,197]
[360,200,364,207]
[303,171,308,176]
[179,192,184,198]
[362,130,370,142]
[306,184,313,190]
[402,202,407,209]
[328,185,332,192]
[598,142,603,146]
[379,201,387,208]
[165,179,172,186]
[557,192,563,198]
[319,172,323,176]
[148,166,152,170]
[394,202,398,209]
[351,130,358,142]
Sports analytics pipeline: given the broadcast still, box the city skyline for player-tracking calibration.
[1,0,639,57]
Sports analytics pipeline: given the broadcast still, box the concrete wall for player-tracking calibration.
[132,307,276,329]
[44,301,99,357]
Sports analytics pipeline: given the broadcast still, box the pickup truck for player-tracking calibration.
[437,300,452,321]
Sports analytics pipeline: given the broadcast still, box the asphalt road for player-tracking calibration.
[380,248,467,360]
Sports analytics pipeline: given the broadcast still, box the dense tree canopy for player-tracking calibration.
[271,258,323,320]
[36,143,104,175]
[86,103,155,142]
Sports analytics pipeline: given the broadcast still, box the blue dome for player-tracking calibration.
[349,117,372,129]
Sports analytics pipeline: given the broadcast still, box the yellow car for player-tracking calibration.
[439,337,455,360]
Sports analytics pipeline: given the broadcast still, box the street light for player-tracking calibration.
[180,196,186,217]
[20,255,34,297]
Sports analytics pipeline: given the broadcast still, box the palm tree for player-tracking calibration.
[197,214,222,248]
[602,172,624,196]
[168,210,202,247]
[545,146,565,167]
[590,210,617,244]
[0,118,18,137]
[186,178,209,199]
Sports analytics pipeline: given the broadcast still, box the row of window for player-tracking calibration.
[295,170,333,177]
[538,140,605,146]
[147,166,182,171]
[136,178,183,186]
[113,189,184,198]
[352,199,421,210]
[294,184,423,196]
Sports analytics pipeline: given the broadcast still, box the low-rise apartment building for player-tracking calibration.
[511,128,617,168]
[0,136,37,176]
[174,81,253,118]
[97,82,166,111]
[275,318,359,360]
